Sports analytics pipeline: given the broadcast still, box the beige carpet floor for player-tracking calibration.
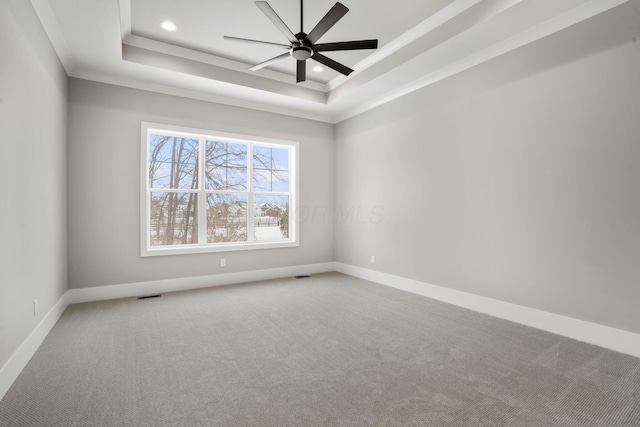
[1,272,639,426]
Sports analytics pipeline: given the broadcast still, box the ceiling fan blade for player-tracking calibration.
[255,1,299,45]
[314,39,378,52]
[249,52,290,71]
[306,2,349,44]
[296,60,306,83]
[223,36,290,49]
[311,52,353,76]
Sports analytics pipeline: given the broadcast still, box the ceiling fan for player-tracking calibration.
[224,1,378,83]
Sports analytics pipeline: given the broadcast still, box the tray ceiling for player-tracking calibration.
[32,0,631,122]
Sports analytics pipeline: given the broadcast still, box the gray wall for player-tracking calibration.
[0,1,68,368]
[67,79,334,289]
[335,6,640,334]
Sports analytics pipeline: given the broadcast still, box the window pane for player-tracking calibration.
[148,135,199,189]
[150,192,198,246]
[206,141,248,190]
[254,195,289,241]
[207,194,247,243]
[253,146,289,192]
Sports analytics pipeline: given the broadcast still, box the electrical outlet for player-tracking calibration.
[370,255,376,264]
[33,298,38,316]
[220,258,226,267]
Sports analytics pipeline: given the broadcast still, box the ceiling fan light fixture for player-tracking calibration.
[291,46,312,60]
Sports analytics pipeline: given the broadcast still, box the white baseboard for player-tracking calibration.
[0,291,71,401]
[67,262,335,304]
[334,263,640,359]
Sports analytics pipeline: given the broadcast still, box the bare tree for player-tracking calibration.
[148,135,198,245]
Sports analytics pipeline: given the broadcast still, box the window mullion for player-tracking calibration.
[288,146,294,241]
[144,132,151,249]
[247,143,254,243]
[198,137,207,245]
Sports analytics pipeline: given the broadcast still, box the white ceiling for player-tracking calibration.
[130,0,454,83]
[32,0,630,122]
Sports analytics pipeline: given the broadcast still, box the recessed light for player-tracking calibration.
[312,65,324,73]
[160,21,178,32]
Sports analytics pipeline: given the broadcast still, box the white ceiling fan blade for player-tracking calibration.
[249,52,290,71]
[223,36,290,49]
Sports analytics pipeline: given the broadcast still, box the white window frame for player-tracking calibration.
[140,122,299,257]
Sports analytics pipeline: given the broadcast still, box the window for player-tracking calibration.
[141,122,298,256]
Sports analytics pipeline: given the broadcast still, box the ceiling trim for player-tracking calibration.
[122,44,327,103]
[119,0,329,90]
[29,0,74,73]
[71,68,335,123]
[327,0,489,91]
[117,0,131,41]
[327,0,526,104]
[122,34,328,92]
[30,0,631,125]
[331,0,630,122]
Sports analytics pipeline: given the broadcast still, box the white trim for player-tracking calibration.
[331,0,630,123]
[247,142,256,243]
[117,0,131,41]
[70,70,334,124]
[119,0,327,93]
[142,241,300,257]
[197,135,207,245]
[68,262,335,304]
[122,34,328,93]
[0,292,71,401]
[334,263,640,359]
[29,0,75,73]
[327,0,487,91]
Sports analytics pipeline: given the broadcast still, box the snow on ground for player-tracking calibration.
[254,226,285,241]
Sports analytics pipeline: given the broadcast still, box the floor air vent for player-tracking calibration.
[294,275,311,279]
[137,294,161,300]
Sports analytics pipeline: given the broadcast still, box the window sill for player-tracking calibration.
[141,240,299,257]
